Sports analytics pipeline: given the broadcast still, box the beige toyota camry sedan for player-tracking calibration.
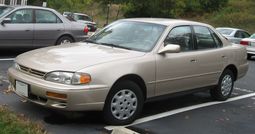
[8,18,248,125]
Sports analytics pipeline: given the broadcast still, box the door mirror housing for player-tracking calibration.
[158,44,181,54]
[1,18,11,25]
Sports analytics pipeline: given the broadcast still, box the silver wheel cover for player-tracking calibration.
[221,74,233,96]
[111,89,138,120]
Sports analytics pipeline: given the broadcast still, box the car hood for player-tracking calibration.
[16,43,145,72]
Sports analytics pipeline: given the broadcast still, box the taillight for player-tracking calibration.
[83,26,89,34]
[240,40,249,46]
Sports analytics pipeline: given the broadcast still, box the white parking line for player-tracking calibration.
[0,58,15,61]
[105,92,255,131]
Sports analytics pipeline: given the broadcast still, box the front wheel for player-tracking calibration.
[103,80,144,125]
[210,69,234,101]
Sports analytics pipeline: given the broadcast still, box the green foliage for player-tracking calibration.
[188,0,255,33]
[111,0,229,18]
[47,0,93,13]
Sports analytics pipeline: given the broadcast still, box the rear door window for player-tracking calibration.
[193,26,218,50]
[35,9,62,23]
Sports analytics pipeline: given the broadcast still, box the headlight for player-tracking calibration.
[14,62,20,70]
[45,71,91,85]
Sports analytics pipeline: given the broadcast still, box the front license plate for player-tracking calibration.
[15,81,28,97]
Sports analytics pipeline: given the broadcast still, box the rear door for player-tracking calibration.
[0,9,33,47]
[192,26,226,87]
[33,9,65,47]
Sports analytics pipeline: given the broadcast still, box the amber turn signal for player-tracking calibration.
[46,91,67,100]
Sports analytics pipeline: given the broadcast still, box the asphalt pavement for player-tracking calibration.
[0,50,255,134]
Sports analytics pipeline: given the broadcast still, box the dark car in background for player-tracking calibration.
[0,5,89,48]
[63,12,97,32]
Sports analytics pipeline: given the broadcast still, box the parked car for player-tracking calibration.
[0,6,89,48]
[8,18,248,125]
[240,33,255,59]
[63,12,97,32]
[216,27,250,44]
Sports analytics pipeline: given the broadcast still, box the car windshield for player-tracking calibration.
[86,21,166,52]
[0,6,14,18]
[250,34,255,39]
[217,28,234,35]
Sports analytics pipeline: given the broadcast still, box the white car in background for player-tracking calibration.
[63,12,97,32]
[240,33,255,59]
[216,27,250,44]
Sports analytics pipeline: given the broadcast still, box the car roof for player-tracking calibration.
[121,18,211,27]
[10,5,56,11]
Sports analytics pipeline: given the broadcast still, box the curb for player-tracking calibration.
[111,127,139,134]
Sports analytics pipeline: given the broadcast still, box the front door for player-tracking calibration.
[0,9,33,47]
[156,26,200,96]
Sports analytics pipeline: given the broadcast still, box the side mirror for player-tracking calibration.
[158,44,181,54]
[1,18,11,25]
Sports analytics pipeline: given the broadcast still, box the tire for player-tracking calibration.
[103,80,144,125]
[210,69,234,101]
[56,36,74,45]
[247,54,252,60]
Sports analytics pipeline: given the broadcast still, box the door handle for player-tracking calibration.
[25,29,31,32]
[222,55,227,59]
[190,59,198,63]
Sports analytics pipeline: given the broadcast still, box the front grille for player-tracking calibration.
[19,64,46,78]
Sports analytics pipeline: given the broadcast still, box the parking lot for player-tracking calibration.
[0,50,254,134]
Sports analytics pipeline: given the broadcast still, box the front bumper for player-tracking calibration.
[8,67,109,111]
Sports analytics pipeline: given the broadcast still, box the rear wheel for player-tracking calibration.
[56,36,74,45]
[103,80,144,125]
[210,69,234,101]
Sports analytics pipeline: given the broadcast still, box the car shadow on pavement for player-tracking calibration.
[43,110,104,125]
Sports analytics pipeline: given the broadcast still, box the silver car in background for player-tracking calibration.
[0,6,88,48]
[240,33,255,59]
[216,27,250,44]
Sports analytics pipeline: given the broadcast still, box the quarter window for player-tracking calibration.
[35,10,62,23]
[164,26,193,51]
[7,9,33,23]
[193,26,217,50]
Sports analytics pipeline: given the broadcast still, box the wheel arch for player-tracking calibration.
[109,74,147,101]
[223,64,238,81]
[55,34,75,45]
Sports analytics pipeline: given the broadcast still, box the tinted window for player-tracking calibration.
[242,32,250,38]
[234,31,242,38]
[7,9,33,23]
[35,10,62,23]
[164,26,193,51]
[194,26,217,50]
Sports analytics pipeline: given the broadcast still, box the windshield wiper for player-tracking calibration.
[99,42,132,50]
[83,40,98,44]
